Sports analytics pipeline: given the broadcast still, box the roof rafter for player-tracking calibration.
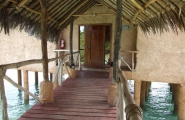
[59,0,89,27]
[130,0,160,23]
[10,0,58,24]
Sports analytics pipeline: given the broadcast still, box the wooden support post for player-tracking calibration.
[23,70,29,103]
[177,84,185,120]
[35,72,38,85]
[0,67,8,120]
[50,73,52,81]
[17,70,22,86]
[134,80,141,106]
[113,0,122,82]
[69,16,76,78]
[145,82,151,97]
[69,16,74,67]
[173,84,179,111]
[53,73,58,89]
[39,0,53,104]
[140,81,146,106]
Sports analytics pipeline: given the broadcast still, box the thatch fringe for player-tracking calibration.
[139,5,185,34]
[0,7,9,34]
[0,10,60,43]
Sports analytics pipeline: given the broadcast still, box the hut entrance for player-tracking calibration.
[79,24,110,68]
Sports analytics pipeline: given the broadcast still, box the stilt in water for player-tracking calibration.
[140,81,146,106]
[177,84,185,120]
[23,70,29,103]
[173,84,179,111]
[17,70,22,86]
[35,71,38,85]
[134,80,141,106]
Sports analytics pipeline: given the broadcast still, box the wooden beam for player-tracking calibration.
[4,75,41,103]
[0,0,11,9]
[17,0,29,7]
[73,13,115,16]
[130,0,159,23]
[10,0,57,24]
[39,0,49,81]
[98,0,130,23]
[113,0,122,82]
[59,0,88,26]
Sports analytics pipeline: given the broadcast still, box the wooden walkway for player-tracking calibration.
[18,70,116,120]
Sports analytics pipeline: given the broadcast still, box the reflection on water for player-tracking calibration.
[0,70,178,120]
[142,82,177,120]
[128,81,177,120]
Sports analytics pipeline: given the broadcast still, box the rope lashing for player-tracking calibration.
[125,104,143,120]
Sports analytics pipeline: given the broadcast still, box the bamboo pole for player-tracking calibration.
[4,75,41,103]
[23,70,29,103]
[17,70,22,86]
[0,68,8,120]
[113,0,122,82]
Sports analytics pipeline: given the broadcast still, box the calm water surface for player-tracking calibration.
[0,70,178,120]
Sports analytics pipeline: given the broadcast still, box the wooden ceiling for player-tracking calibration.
[0,0,185,42]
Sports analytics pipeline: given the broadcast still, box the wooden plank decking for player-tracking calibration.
[18,70,116,120]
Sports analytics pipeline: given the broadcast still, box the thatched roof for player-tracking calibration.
[0,0,185,42]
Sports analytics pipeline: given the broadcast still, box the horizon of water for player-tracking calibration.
[0,69,178,120]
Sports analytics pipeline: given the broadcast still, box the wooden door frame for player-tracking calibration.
[78,23,112,67]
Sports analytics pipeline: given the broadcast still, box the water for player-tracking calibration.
[0,69,41,120]
[0,70,178,120]
[128,81,177,120]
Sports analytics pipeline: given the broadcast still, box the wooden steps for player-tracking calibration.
[18,70,116,120]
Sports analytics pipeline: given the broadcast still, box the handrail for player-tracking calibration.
[120,51,138,72]
[0,51,79,120]
[117,60,143,120]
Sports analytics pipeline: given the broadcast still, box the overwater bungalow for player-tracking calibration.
[0,0,185,120]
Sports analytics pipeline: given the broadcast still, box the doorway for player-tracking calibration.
[79,24,111,67]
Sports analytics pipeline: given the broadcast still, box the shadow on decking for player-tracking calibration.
[18,70,116,120]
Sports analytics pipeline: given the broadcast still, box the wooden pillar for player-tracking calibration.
[69,16,75,67]
[178,84,185,120]
[39,0,53,104]
[17,70,22,86]
[134,80,141,106]
[113,0,122,82]
[23,70,29,103]
[145,82,151,97]
[0,68,8,120]
[50,73,52,81]
[173,84,179,111]
[140,81,146,106]
[35,72,38,85]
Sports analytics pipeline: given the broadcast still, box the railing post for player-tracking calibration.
[132,53,134,71]
[0,67,8,120]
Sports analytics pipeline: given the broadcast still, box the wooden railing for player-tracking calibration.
[0,51,79,120]
[116,60,142,120]
[120,51,138,72]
